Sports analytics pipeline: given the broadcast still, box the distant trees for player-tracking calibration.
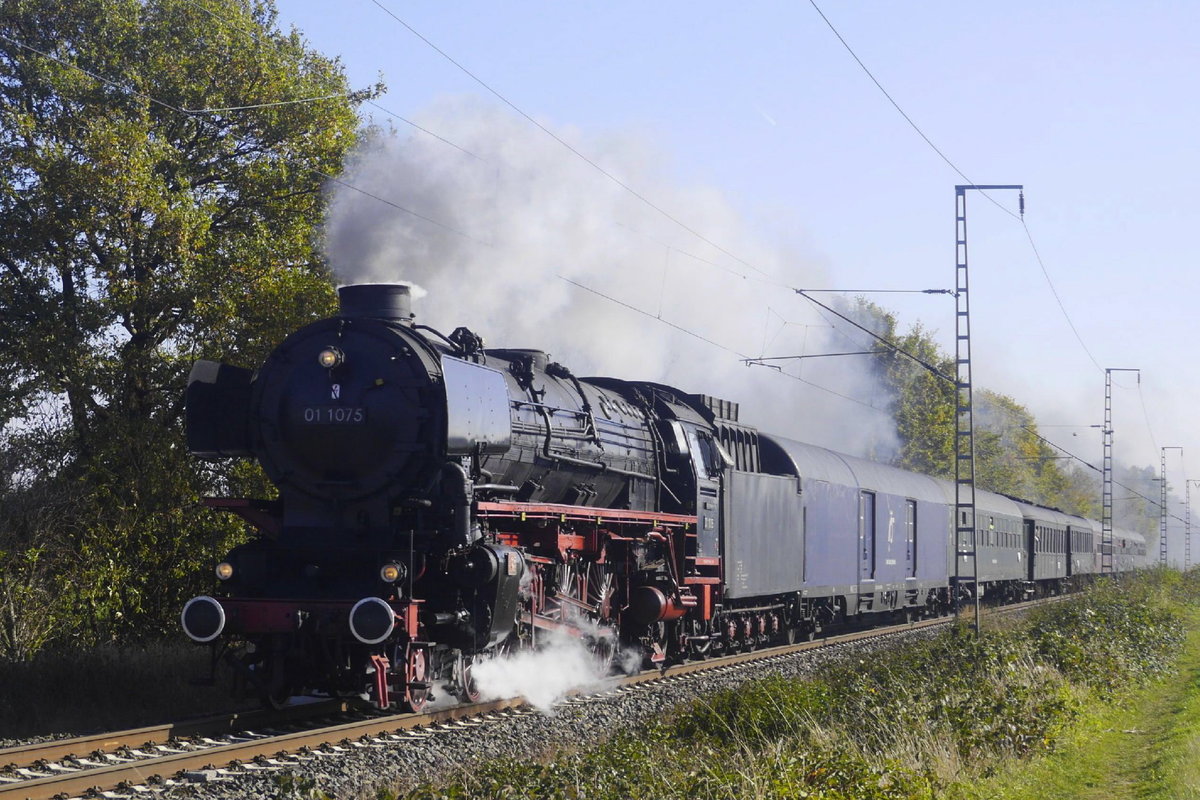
[0,0,373,656]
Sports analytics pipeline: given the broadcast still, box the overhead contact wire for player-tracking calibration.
[793,290,953,382]
[808,0,1109,380]
[1136,380,1161,456]
[806,0,1015,220]
[1020,220,1104,372]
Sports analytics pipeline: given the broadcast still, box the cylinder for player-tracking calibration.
[627,585,688,625]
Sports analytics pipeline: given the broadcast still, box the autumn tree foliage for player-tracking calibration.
[0,0,374,656]
[855,299,1105,517]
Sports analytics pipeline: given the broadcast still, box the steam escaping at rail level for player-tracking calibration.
[469,629,637,714]
[323,96,899,459]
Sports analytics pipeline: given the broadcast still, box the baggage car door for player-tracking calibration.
[1070,525,1080,575]
[858,491,876,582]
[1025,520,1036,581]
[905,499,917,579]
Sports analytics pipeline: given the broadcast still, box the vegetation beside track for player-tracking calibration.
[0,641,250,739]
[956,602,1200,799]
[390,569,1194,800]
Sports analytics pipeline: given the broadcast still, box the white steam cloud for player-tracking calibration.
[324,96,895,457]
[469,629,622,714]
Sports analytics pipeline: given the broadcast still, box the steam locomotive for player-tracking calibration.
[182,283,1147,710]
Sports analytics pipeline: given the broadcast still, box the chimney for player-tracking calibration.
[337,283,414,324]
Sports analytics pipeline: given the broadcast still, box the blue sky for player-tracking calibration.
[273,1,1200,493]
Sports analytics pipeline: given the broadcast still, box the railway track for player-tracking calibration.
[0,598,1052,800]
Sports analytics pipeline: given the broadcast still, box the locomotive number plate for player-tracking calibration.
[301,406,366,424]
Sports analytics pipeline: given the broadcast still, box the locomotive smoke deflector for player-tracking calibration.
[336,283,415,323]
[442,356,513,457]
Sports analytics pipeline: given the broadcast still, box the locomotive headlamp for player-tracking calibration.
[215,561,234,581]
[379,562,404,583]
[317,347,345,369]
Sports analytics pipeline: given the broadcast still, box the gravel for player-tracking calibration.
[0,731,76,750]
[153,624,944,800]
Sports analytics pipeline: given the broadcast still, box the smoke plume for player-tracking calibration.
[324,96,895,456]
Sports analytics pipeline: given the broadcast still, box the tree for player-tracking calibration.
[973,390,1076,508]
[0,0,375,649]
[854,299,1098,517]
[853,300,956,478]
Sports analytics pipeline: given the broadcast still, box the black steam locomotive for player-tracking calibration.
[182,283,1146,710]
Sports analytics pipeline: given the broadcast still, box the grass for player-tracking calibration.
[0,640,252,739]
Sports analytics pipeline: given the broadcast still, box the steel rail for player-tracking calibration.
[0,699,350,770]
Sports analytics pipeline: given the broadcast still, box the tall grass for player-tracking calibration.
[393,569,1195,799]
[0,640,251,739]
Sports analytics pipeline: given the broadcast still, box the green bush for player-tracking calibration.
[1029,573,1185,689]
[815,626,1079,761]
